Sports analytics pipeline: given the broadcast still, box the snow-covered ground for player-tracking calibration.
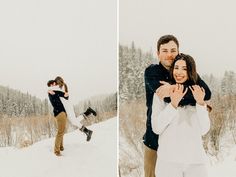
[0,117,117,177]
[208,145,236,177]
[119,132,236,177]
[207,128,236,177]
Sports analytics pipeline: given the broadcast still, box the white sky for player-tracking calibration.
[0,0,117,104]
[120,0,236,77]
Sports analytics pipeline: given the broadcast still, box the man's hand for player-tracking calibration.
[48,90,55,95]
[189,85,205,106]
[170,84,188,108]
[64,92,69,97]
[155,81,173,99]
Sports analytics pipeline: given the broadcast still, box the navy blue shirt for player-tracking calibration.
[48,91,68,117]
[143,63,211,150]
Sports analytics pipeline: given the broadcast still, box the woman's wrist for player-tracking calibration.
[196,100,206,106]
[171,101,178,109]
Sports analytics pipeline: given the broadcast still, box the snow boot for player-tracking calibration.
[80,126,93,141]
[54,151,62,156]
[83,107,97,117]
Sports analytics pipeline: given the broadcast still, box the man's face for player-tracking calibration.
[157,40,178,70]
[49,82,56,87]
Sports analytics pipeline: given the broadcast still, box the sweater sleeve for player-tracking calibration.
[54,91,69,100]
[144,65,165,94]
[197,75,211,101]
[151,94,178,135]
[48,85,63,92]
[196,104,210,135]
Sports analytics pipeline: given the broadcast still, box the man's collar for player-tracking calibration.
[158,62,169,73]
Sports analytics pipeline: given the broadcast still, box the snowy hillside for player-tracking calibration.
[0,117,117,177]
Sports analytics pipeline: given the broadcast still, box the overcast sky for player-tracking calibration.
[120,0,236,77]
[0,0,117,104]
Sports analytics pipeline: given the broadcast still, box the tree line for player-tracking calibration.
[0,84,117,147]
[119,42,155,103]
[0,85,49,118]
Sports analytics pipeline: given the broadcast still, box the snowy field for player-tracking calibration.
[208,145,236,177]
[0,117,117,177]
[120,133,236,177]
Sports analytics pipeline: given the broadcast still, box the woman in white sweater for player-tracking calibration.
[48,76,95,141]
[152,54,211,177]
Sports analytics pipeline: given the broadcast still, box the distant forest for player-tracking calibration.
[0,85,117,147]
[0,85,49,118]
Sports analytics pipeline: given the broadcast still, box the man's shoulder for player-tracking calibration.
[145,64,163,75]
[53,90,64,94]
[48,90,63,98]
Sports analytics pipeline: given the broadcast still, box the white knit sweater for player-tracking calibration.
[151,94,210,164]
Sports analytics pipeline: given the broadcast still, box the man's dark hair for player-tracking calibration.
[47,80,55,87]
[169,53,198,84]
[157,35,179,52]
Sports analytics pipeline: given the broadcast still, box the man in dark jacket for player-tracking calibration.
[47,80,69,156]
[143,35,211,177]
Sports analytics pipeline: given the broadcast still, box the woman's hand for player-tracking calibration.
[48,90,55,95]
[156,81,176,100]
[189,85,205,106]
[64,92,69,97]
[170,84,188,108]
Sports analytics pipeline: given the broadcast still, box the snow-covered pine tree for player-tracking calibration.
[119,43,154,103]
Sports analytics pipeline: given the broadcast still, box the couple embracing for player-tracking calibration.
[47,76,97,156]
[143,35,212,177]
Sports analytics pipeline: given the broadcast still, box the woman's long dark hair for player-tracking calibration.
[168,54,212,112]
[54,76,68,93]
[169,53,199,84]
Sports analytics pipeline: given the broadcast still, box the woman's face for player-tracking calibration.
[173,59,188,83]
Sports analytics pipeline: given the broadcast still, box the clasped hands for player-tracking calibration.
[155,81,205,108]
